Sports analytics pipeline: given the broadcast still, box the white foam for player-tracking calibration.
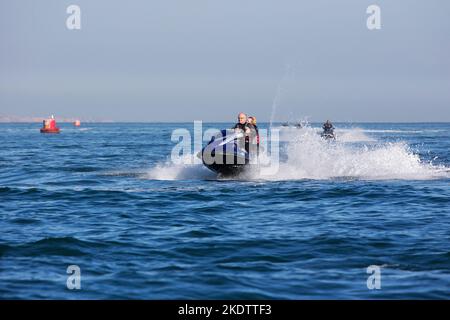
[334,128,376,142]
[260,126,448,180]
[144,155,215,180]
[144,126,449,181]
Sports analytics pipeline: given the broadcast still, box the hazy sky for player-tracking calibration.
[1,0,449,122]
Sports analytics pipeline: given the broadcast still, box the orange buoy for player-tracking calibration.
[74,120,81,127]
[40,115,60,133]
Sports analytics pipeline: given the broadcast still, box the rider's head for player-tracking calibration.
[238,113,247,125]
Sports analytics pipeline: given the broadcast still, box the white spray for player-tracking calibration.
[145,125,449,181]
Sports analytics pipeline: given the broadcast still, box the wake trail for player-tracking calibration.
[145,126,450,181]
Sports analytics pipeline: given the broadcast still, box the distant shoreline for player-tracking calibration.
[0,118,114,123]
[0,121,449,124]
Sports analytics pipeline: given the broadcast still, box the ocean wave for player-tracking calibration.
[0,237,116,258]
[361,129,446,134]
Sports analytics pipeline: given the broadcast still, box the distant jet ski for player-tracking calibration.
[321,120,336,140]
[198,129,257,176]
[321,130,336,140]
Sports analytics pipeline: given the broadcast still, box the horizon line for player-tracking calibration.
[1,121,450,124]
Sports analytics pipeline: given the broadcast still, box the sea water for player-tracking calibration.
[0,122,449,299]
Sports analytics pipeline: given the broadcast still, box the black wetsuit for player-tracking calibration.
[233,123,249,131]
[322,123,335,140]
[323,123,334,134]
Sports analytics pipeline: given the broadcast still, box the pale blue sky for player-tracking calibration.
[1,0,449,122]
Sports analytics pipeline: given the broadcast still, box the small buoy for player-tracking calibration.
[74,120,81,127]
[40,116,60,133]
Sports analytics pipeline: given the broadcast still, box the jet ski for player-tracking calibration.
[198,129,257,176]
[321,129,336,140]
[321,121,336,140]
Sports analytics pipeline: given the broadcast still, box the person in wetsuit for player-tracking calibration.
[231,113,251,162]
[233,112,250,134]
[323,120,334,132]
[247,117,258,134]
[247,116,260,158]
[322,120,335,139]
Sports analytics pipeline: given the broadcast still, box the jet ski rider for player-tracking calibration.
[321,120,336,140]
[232,113,260,161]
[233,112,251,134]
[232,113,250,155]
[322,120,334,134]
[247,116,260,156]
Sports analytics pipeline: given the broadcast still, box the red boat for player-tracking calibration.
[40,116,60,133]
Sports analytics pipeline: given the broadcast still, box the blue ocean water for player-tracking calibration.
[0,122,449,299]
